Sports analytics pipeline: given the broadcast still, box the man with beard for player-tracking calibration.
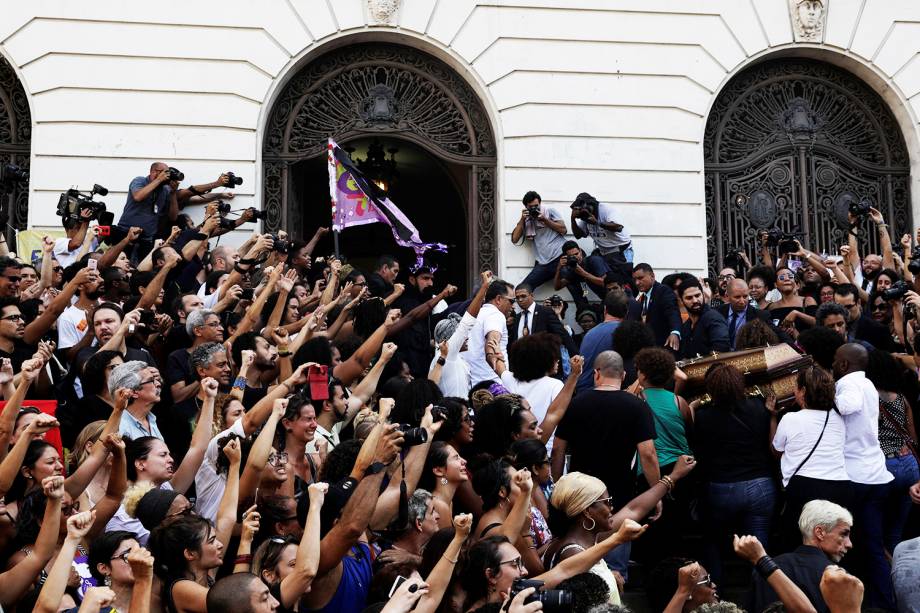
[167,341,232,458]
[167,308,224,403]
[230,331,278,408]
[367,254,400,298]
[678,279,730,359]
[76,304,157,378]
[710,267,737,309]
[393,265,439,377]
[57,262,104,363]
[99,267,133,305]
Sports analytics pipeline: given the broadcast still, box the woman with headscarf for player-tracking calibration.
[543,458,696,605]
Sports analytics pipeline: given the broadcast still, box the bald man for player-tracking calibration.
[716,278,772,350]
[832,342,895,608]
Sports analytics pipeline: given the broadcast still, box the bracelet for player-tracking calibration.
[277,345,289,353]
[755,555,779,578]
[235,554,252,565]
[436,357,446,366]
[232,376,246,391]
[878,223,888,228]
[442,554,458,564]
[277,351,291,358]
[658,476,674,492]
[234,263,250,274]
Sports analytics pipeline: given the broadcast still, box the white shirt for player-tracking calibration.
[573,202,631,254]
[834,371,894,485]
[197,283,221,309]
[772,408,849,486]
[57,304,90,349]
[53,236,98,268]
[517,303,536,339]
[462,304,508,385]
[106,481,173,546]
[499,372,563,452]
[194,420,246,522]
[429,312,477,397]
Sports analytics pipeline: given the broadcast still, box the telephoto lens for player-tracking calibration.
[396,424,429,447]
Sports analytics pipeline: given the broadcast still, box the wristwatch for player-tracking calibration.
[364,461,387,477]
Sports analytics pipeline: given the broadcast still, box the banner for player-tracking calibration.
[327,138,446,268]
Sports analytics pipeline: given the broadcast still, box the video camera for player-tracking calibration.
[510,579,573,612]
[763,228,800,255]
[57,184,110,227]
[0,164,28,193]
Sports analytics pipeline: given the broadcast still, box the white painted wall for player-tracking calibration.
[1,0,918,281]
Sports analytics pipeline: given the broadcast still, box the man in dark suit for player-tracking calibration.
[678,278,730,359]
[717,278,774,350]
[508,283,577,355]
[366,254,399,298]
[626,263,682,351]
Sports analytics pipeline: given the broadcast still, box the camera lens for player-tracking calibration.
[397,425,429,447]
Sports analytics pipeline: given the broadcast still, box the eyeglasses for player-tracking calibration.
[718,274,735,280]
[0,314,23,322]
[52,267,64,273]
[138,378,159,387]
[268,452,289,466]
[695,574,714,588]
[592,496,614,509]
[776,273,795,281]
[110,549,133,563]
[353,281,367,287]
[202,321,223,328]
[840,302,859,310]
[499,557,525,572]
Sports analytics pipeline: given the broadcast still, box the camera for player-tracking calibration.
[395,424,429,447]
[565,255,579,267]
[223,172,243,188]
[249,208,267,221]
[549,294,564,307]
[218,217,236,231]
[723,247,746,271]
[882,280,911,301]
[764,228,799,255]
[908,247,920,276]
[167,167,184,182]
[527,206,541,219]
[849,198,871,220]
[138,310,156,328]
[269,234,290,254]
[570,192,600,220]
[57,183,109,226]
[0,164,28,192]
[510,579,573,612]
[216,201,232,214]
[430,406,448,422]
[239,288,254,301]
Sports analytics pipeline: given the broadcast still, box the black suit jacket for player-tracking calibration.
[853,314,895,351]
[679,306,730,359]
[508,304,578,355]
[717,303,789,350]
[626,281,682,346]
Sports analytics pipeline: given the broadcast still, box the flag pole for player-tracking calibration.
[328,137,340,259]
[333,228,340,259]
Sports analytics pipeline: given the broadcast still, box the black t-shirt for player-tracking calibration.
[692,397,774,483]
[0,340,38,372]
[59,395,115,448]
[165,348,193,386]
[556,389,656,506]
[164,324,192,357]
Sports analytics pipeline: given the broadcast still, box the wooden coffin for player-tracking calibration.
[677,343,812,404]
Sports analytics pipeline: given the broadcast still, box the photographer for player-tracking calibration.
[570,192,633,281]
[511,191,568,293]
[553,241,607,306]
[53,204,97,268]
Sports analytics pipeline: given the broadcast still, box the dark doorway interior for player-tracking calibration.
[290,136,469,295]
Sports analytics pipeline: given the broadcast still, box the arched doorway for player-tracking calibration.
[704,58,911,276]
[262,42,497,289]
[0,54,31,239]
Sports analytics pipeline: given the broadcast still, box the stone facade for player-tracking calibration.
[2,0,920,281]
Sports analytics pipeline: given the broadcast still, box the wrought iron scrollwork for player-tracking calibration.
[704,59,910,275]
[0,54,30,231]
[263,42,497,280]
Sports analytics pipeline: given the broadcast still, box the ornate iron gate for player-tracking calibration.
[262,43,497,277]
[0,54,30,238]
[704,59,910,276]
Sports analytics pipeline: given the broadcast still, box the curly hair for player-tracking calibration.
[612,320,655,361]
[796,326,844,371]
[866,348,906,394]
[735,319,780,350]
[352,296,387,339]
[746,265,776,290]
[508,332,560,381]
[123,481,158,517]
[704,363,746,407]
[392,379,443,427]
[634,347,675,387]
[471,458,512,511]
[473,397,528,458]
[212,394,243,438]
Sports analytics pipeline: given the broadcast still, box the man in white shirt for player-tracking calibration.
[53,205,97,268]
[462,279,515,386]
[832,343,895,610]
[571,192,633,275]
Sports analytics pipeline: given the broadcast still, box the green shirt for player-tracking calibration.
[638,387,690,474]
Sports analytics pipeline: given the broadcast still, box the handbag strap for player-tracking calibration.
[789,409,830,481]
[879,397,920,460]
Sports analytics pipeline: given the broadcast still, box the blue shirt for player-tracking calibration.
[119,409,163,441]
[725,307,747,350]
[576,320,620,393]
[118,176,171,235]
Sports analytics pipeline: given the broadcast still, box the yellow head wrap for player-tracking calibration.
[550,472,606,518]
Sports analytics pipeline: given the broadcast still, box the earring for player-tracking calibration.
[440,477,448,486]
[582,516,596,531]
[104,575,112,587]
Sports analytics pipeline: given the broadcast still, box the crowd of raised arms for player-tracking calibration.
[0,171,916,613]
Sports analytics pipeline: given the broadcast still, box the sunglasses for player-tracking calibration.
[52,267,64,273]
[776,273,795,281]
[2,276,21,284]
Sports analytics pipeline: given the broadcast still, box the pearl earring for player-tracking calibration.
[104,575,112,587]
[440,477,448,486]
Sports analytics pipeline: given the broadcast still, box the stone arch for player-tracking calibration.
[0,52,31,235]
[262,40,498,278]
[703,56,911,275]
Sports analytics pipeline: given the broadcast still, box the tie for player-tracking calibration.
[522,310,530,336]
[639,293,648,322]
[728,311,738,349]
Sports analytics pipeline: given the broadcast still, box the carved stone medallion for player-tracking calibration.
[789,0,826,42]
[368,0,399,25]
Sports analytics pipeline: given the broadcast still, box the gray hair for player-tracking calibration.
[186,308,217,336]
[407,489,433,530]
[799,499,853,542]
[108,360,148,398]
[594,350,624,379]
[434,313,462,344]
[189,342,225,371]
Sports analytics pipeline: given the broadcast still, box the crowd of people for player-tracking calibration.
[0,169,916,613]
